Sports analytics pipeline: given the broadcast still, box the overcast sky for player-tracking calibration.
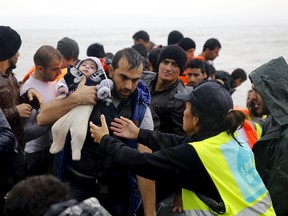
[2,0,288,29]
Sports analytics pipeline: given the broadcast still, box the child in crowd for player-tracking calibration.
[50,57,113,160]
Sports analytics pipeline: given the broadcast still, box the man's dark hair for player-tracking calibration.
[4,175,70,216]
[86,43,105,58]
[112,48,143,71]
[132,30,150,42]
[186,59,206,75]
[148,47,162,72]
[231,68,247,81]
[34,45,62,68]
[167,30,184,45]
[203,38,221,51]
[131,44,147,58]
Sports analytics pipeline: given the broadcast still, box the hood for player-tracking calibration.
[249,56,288,126]
[76,56,104,72]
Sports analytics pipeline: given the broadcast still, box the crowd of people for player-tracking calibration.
[1,25,287,216]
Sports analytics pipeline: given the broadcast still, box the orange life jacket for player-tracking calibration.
[22,66,67,83]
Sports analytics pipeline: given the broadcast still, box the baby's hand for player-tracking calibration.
[58,86,68,95]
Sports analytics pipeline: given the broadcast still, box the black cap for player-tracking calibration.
[175,81,233,120]
[157,45,186,75]
[0,26,22,61]
[178,37,196,51]
[167,30,184,45]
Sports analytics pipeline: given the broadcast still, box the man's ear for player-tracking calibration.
[193,116,200,126]
[108,65,114,78]
[36,65,45,72]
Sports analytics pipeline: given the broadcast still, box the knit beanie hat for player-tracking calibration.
[87,43,105,58]
[157,45,186,75]
[175,81,233,121]
[167,30,184,45]
[0,26,22,61]
[178,37,196,51]
[57,37,79,59]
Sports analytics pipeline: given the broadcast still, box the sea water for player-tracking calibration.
[14,25,288,107]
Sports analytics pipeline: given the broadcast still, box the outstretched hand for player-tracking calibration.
[110,116,140,140]
[89,114,109,144]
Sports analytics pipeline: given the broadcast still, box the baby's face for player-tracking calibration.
[79,59,98,77]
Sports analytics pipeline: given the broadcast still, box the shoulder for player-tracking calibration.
[140,107,154,130]
[141,71,157,85]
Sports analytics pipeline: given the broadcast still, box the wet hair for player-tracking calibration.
[111,47,143,71]
[231,68,247,82]
[33,45,62,68]
[4,175,70,216]
[202,38,221,52]
[132,30,150,42]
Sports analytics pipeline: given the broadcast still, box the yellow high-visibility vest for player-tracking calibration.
[182,132,275,215]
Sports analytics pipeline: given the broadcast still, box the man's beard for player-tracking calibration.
[8,58,17,70]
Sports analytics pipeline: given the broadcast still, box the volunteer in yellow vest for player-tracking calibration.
[90,81,275,215]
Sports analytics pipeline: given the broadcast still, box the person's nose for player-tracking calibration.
[124,80,133,90]
[250,90,257,101]
[165,62,173,71]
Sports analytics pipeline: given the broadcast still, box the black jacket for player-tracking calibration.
[0,108,27,214]
[100,129,222,204]
[141,71,186,136]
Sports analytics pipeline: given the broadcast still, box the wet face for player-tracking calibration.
[186,68,207,87]
[109,57,143,99]
[183,102,200,136]
[158,59,181,84]
[250,84,269,115]
[79,59,97,77]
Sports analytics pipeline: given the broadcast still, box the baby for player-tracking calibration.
[50,57,113,160]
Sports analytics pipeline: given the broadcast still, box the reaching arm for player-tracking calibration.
[137,144,156,216]
[37,77,97,125]
[110,116,188,150]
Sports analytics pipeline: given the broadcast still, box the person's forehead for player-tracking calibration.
[186,68,202,74]
[82,59,96,65]
[162,58,176,63]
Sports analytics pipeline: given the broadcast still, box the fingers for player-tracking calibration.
[100,114,106,126]
[78,76,87,86]
[113,116,129,125]
[172,207,183,213]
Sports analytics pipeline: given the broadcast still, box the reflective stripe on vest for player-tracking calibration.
[182,132,275,215]
[184,193,274,216]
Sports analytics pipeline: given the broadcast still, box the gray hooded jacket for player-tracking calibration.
[249,56,288,216]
